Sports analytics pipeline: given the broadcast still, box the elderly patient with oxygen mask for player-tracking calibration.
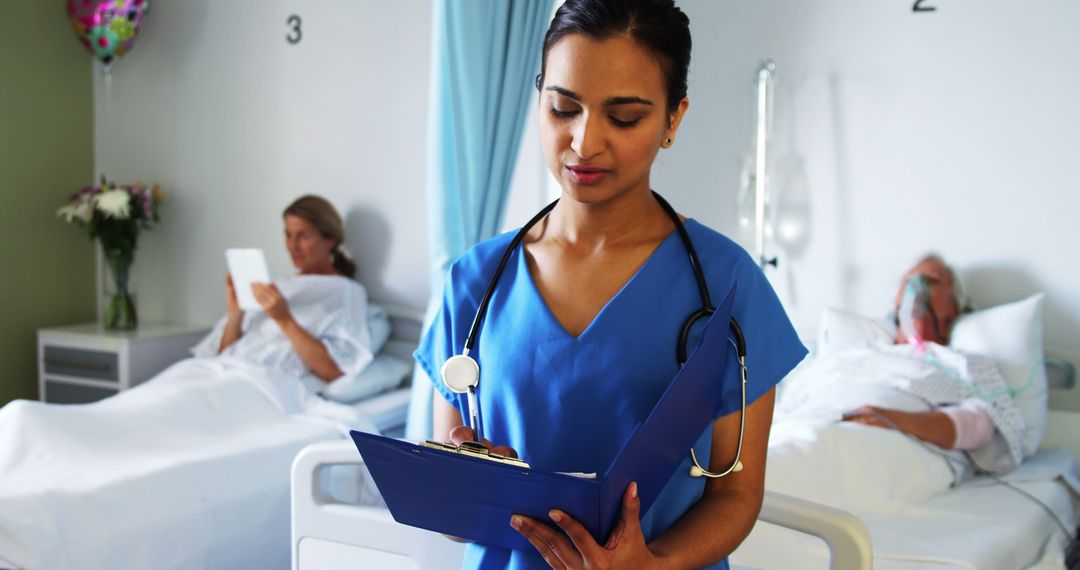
[772,254,1026,500]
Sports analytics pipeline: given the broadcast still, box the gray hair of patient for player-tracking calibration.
[914,252,971,313]
[283,195,357,278]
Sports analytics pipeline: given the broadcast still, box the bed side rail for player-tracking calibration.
[759,490,874,570]
[290,441,465,570]
[291,442,872,570]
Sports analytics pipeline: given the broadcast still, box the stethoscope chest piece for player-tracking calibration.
[441,355,479,394]
[441,354,485,442]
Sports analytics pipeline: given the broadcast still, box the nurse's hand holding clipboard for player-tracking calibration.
[445,427,661,569]
[445,426,520,462]
[511,481,662,570]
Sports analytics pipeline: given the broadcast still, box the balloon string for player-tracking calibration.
[102,68,111,180]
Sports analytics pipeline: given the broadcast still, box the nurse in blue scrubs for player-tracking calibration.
[415,1,807,568]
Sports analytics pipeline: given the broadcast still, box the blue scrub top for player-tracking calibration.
[416,219,807,570]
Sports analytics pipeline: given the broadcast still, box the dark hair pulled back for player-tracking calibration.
[536,0,692,112]
[283,195,357,278]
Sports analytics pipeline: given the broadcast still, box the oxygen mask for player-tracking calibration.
[897,274,940,352]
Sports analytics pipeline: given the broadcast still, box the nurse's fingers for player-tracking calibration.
[511,515,575,570]
[549,509,604,561]
[490,445,518,459]
[447,426,477,445]
[446,427,519,458]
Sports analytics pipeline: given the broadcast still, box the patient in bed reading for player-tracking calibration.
[191,195,375,395]
[0,195,386,569]
[785,255,1025,475]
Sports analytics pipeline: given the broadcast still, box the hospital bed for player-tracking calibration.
[725,301,1080,570]
[0,304,423,570]
[730,413,1080,570]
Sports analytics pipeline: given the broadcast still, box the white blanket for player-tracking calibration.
[0,358,376,570]
[748,346,1076,569]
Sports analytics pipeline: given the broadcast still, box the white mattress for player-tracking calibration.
[731,449,1078,570]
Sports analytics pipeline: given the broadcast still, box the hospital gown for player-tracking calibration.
[777,343,1025,475]
[416,219,807,570]
[192,275,374,396]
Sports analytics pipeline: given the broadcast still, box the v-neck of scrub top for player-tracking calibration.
[519,227,683,342]
[476,224,701,476]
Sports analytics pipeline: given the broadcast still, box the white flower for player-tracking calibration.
[73,198,94,222]
[95,189,131,219]
[56,204,77,223]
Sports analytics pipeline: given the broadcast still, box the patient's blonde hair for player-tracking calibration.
[283,195,356,278]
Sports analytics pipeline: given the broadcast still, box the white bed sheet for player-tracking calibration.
[349,386,410,435]
[0,357,380,570]
[732,449,1078,570]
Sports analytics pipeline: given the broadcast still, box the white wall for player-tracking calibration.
[656,0,1080,366]
[94,0,434,325]
[95,0,1080,371]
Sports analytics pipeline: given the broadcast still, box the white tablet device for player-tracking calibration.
[225,248,270,311]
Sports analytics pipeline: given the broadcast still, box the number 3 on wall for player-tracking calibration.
[913,0,936,12]
[287,15,302,44]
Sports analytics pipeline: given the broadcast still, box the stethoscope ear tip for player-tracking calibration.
[689,465,704,478]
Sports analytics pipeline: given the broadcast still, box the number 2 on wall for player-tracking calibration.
[286,15,302,44]
[913,0,936,12]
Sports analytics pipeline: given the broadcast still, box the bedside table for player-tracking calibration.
[37,323,210,404]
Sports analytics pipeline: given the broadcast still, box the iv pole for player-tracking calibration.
[753,60,778,270]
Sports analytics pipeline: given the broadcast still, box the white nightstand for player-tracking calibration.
[37,323,210,404]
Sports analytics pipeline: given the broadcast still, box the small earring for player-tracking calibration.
[664,137,673,147]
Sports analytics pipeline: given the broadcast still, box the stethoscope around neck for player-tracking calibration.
[440,191,749,479]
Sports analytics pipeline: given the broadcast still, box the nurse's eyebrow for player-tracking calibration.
[545,86,654,107]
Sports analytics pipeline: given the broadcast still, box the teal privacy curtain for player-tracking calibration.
[405,0,553,440]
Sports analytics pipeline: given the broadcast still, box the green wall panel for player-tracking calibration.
[0,1,95,405]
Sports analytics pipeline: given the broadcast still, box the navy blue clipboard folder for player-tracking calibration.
[350,285,737,551]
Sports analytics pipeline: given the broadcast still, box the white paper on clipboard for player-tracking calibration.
[225,248,270,311]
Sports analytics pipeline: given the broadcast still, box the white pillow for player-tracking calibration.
[322,353,412,404]
[950,293,1047,456]
[816,307,895,360]
[367,304,391,354]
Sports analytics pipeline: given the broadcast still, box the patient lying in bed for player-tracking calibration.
[767,255,1034,514]
[832,254,1025,475]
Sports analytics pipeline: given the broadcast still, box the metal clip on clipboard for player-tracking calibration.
[420,440,532,469]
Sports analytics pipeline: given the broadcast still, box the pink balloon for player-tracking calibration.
[67,0,152,70]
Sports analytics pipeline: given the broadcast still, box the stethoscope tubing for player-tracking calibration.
[447,191,748,479]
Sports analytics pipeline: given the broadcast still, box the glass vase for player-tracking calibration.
[103,251,138,331]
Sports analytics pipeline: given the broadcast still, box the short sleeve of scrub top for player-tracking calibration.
[414,220,807,570]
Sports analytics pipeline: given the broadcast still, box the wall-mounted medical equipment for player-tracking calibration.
[738,60,778,270]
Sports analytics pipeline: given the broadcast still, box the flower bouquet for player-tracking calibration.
[58,178,164,330]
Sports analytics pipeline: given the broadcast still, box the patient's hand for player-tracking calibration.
[225,274,242,319]
[842,405,957,449]
[251,282,291,323]
[447,426,519,459]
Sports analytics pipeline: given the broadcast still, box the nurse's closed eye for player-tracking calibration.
[550,106,580,119]
[610,115,642,128]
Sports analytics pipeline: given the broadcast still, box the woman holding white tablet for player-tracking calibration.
[193,195,373,388]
